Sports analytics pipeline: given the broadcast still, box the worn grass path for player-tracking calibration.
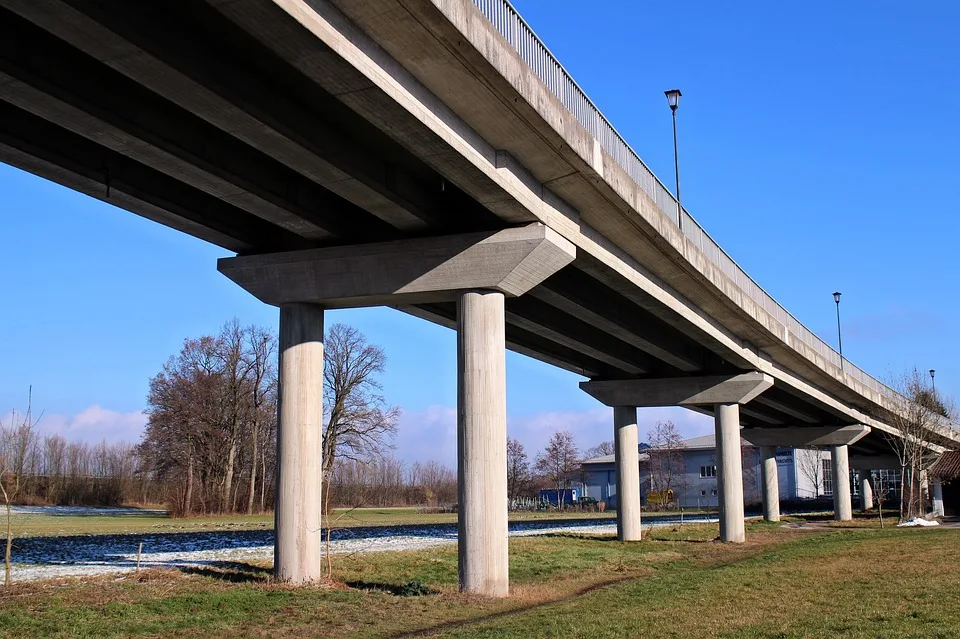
[0,521,956,638]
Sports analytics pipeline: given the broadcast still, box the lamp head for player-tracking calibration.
[664,89,681,112]
[833,291,842,304]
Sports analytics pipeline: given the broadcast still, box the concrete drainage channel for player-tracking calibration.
[9,513,719,583]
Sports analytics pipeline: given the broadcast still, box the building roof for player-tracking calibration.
[580,433,755,465]
[929,451,960,480]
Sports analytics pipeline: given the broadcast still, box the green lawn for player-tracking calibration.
[11,506,621,537]
[1,521,956,638]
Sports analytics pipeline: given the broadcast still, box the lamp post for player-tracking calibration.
[664,89,682,231]
[833,292,844,371]
[930,369,936,391]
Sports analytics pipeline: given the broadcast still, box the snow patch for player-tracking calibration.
[896,517,940,527]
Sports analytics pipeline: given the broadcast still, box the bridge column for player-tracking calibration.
[457,290,509,597]
[275,303,325,583]
[931,480,945,517]
[580,373,772,544]
[613,406,642,541]
[220,224,576,598]
[759,445,780,522]
[831,445,852,521]
[860,472,874,511]
[716,403,746,542]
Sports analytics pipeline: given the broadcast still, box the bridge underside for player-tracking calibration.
[0,0,872,431]
[0,0,931,594]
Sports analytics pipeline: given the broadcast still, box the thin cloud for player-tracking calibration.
[8,405,148,445]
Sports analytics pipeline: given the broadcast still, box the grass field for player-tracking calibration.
[10,506,625,537]
[1,519,956,638]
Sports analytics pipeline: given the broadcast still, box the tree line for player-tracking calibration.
[7,320,953,523]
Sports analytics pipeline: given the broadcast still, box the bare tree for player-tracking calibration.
[584,441,615,459]
[506,437,530,502]
[796,448,824,499]
[1,389,40,587]
[322,324,401,483]
[646,421,684,509]
[244,326,276,514]
[140,323,278,516]
[883,368,952,520]
[535,431,579,508]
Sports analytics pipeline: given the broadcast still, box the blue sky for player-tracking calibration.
[1,2,956,466]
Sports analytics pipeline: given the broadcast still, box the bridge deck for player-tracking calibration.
[0,0,955,454]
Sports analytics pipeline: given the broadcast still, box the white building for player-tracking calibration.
[581,434,837,509]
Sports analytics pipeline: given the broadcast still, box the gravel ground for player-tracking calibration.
[6,508,717,583]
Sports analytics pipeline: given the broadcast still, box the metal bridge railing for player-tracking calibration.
[471,0,897,403]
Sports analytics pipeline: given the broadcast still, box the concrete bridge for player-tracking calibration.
[1,0,956,596]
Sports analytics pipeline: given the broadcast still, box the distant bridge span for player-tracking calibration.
[1,0,956,595]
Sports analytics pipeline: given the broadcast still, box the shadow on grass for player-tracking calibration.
[389,575,637,638]
[645,536,717,544]
[533,532,619,542]
[178,561,272,584]
[346,580,438,597]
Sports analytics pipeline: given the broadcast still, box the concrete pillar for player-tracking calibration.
[831,445,852,521]
[614,406,642,541]
[457,290,509,597]
[932,480,944,517]
[759,446,780,522]
[860,472,874,511]
[715,403,745,543]
[275,303,325,583]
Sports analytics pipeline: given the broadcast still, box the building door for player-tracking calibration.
[942,480,960,517]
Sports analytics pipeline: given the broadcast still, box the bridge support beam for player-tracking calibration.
[739,425,871,449]
[716,403,746,542]
[221,223,575,596]
[861,473,874,510]
[759,446,780,522]
[457,289,509,597]
[275,303,325,584]
[613,406,642,541]
[581,372,772,544]
[831,445,853,521]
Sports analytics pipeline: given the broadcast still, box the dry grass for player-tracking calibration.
[1,522,956,638]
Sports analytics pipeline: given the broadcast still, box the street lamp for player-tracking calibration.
[930,369,936,390]
[664,89,683,231]
[833,292,844,371]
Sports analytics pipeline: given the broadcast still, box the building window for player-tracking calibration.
[700,490,706,496]
[823,459,833,496]
[711,490,717,496]
[700,465,717,478]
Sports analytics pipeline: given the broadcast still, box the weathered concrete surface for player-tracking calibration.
[831,445,853,521]
[275,303,325,583]
[580,372,773,407]
[759,445,780,522]
[740,425,871,448]
[716,403,745,543]
[457,290,509,597]
[932,480,944,517]
[861,473,874,511]
[219,223,575,307]
[613,406,642,541]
